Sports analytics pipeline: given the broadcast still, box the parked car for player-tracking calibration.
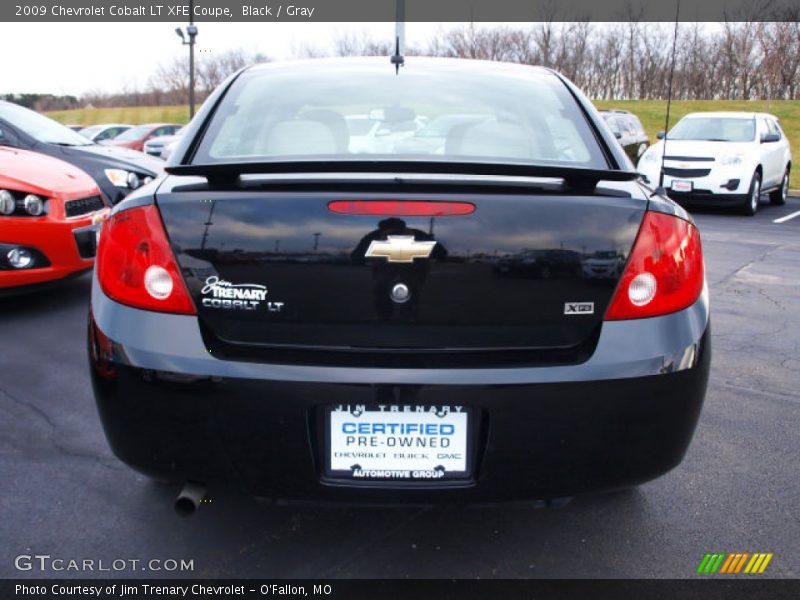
[79,123,133,143]
[102,123,182,152]
[638,111,791,215]
[0,147,109,295]
[0,101,163,205]
[581,250,625,280]
[143,127,184,159]
[89,58,709,513]
[600,109,649,163]
[159,137,183,161]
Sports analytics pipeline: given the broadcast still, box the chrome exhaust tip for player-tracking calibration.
[174,481,207,517]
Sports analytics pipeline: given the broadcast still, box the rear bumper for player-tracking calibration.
[638,168,748,207]
[666,191,747,207]
[89,277,711,503]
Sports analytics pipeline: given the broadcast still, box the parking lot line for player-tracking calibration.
[773,210,800,224]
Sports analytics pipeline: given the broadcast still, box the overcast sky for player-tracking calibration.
[0,22,449,96]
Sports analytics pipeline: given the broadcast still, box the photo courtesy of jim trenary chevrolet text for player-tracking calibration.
[1,0,799,598]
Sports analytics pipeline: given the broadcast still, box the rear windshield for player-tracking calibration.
[192,61,607,169]
[669,117,756,142]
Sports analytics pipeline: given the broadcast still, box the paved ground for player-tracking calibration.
[1,198,798,579]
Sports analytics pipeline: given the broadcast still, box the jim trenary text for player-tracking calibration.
[15,583,333,597]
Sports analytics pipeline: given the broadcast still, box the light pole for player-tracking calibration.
[174,1,198,119]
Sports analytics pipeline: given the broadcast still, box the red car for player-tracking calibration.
[0,147,110,294]
[101,123,182,152]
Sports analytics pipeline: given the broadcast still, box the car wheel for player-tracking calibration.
[770,169,789,206]
[742,172,761,216]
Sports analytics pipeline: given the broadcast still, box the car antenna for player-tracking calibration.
[390,0,405,74]
[656,0,681,196]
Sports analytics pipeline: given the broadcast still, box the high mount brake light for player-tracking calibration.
[328,200,475,217]
[96,205,196,315]
[604,211,704,321]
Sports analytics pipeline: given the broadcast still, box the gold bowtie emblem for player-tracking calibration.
[365,235,437,263]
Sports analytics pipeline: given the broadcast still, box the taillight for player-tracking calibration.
[604,211,704,321]
[96,205,196,315]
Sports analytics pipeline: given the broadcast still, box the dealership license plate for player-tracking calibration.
[328,405,469,480]
[671,179,693,192]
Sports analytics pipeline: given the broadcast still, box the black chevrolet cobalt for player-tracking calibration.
[89,58,710,510]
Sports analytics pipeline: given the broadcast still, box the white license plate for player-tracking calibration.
[328,406,469,480]
[671,179,693,192]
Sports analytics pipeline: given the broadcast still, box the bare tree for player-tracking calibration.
[334,31,393,56]
[75,23,800,107]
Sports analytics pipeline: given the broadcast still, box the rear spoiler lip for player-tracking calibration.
[165,160,639,189]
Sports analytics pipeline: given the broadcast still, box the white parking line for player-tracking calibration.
[773,210,800,224]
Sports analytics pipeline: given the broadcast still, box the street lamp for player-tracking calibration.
[175,5,198,119]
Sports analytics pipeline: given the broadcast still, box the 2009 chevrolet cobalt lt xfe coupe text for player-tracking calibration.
[89,58,710,510]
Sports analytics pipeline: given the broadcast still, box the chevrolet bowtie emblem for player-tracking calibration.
[365,235,437,263]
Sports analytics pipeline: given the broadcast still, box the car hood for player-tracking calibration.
[647,139,753,158]
[0,146,98,198]
[58,143,164,175]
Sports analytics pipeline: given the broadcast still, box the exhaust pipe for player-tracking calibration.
[174,481,207,517]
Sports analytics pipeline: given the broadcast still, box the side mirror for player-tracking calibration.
[761,132,780,143]
[656,131,666,140]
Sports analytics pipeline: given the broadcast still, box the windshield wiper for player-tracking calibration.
[166,160,639,193]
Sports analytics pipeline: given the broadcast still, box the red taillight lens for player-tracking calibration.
[604,211,704,321]
[328,200,475,217]
[96,205,196,315]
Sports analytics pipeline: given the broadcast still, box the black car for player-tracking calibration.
[0,101,163,205]
[600,109,650,163]
[89,58,710,514]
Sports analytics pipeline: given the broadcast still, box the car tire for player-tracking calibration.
[770,169,789,206]
[742,172,761,216]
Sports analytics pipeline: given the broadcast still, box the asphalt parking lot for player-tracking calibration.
[1,198,798,580]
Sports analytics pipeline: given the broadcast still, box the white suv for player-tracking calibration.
[637,112,791,215]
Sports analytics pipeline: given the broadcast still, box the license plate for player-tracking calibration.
[671,179,693,192]
[327,405,469,480]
